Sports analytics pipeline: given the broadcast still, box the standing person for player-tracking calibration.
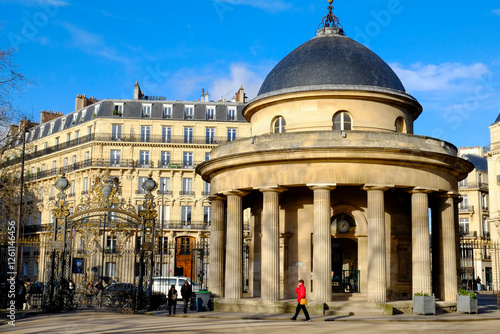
[24,279,32,310]
[180,280,192,314]
[167,284,178,315]
[476,276,482,291]
[290,279,310,321]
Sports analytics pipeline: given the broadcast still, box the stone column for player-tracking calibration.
[363,185,391,303]
[308,184,336,303]
[439,193,458,301]
[208,195,225,297]
[411,188,432,296]
[260,187,286,301]
[223,190,247,299]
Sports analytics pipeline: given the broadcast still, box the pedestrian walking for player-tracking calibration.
[167,285,178,315]
[180,280,192,314]
[290,279,310,321]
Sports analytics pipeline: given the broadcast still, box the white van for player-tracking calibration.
[152,276,200,298]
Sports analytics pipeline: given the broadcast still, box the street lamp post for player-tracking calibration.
[44,174,71,311]
[137,173,157,310]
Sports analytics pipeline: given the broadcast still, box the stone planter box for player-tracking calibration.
[457,294,478,314]
[413,295,436,315]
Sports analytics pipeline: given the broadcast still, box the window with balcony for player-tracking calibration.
[183,152,193,168]
[184,105,194,120]
[138,177,147,194]
[142,104,152,118]
[139,151,150,167]
[141,126,151,142]
[459,177,468,188]
[160,151,171,167]
[459,218,470,236]
[110,150,121,165]
[182,177,193,195]
[162,126,172,143]
[112,124,122,140]
[83,177,89,195]
[159,177,171,195]
[72,155,76,168]
[163,105,172,119]
[203,206,211,224]
[106,236,117,253]
[63,157,68,171]
[184,127,193,143]
[227,107,236,121]
[227,128,237,141]
[181,206,192,224]
[333,111,352,131]
[203,181,211,195]
[206,128,215,144]
[66,133,71,143]
[159,205,170,223]
[206,106,215,120]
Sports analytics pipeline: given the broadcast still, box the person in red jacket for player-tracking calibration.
[290,279,310,321]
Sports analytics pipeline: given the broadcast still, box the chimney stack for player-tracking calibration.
[75,93,101,110]
[235,85,247,103]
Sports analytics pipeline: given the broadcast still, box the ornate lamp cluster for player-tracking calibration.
[318,0,345,36]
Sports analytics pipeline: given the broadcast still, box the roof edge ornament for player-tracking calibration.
[317,0,345,36]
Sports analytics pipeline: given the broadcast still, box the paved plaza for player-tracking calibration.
[2,295,500,333]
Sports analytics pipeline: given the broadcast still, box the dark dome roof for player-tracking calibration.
[258,32,405,96]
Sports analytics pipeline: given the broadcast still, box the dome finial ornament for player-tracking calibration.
[318,0,345,36]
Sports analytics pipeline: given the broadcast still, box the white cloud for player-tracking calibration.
[213,0,292,13]
[210,63,267,100]
[494,9,500,16]
[61,22,132,64]
[391,62,489,93]
[140,61,270,102]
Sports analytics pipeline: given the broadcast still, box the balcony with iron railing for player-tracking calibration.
[459,182,489,191]
[23,158,203,182]
[458,205,474,213]
[1,132,235,168]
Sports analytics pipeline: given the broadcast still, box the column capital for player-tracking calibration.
[208,194,226,201]
[222,190,250,197]
[307,183,336,191]
[408,187,436,194]
[435,191,459,199]
[362,184,393,192]
[260,186,287,194]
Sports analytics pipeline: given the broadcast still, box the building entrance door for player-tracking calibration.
[331,238,359,293]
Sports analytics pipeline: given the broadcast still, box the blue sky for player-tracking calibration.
[1,0,499,149]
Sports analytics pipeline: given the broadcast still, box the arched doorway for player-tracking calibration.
[175,236,195,280]
[331,213,359,293]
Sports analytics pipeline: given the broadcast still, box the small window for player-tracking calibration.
[227,107,236,121]
[142,104,152,118]
[206,106,215,120]
[113,103,123,116]
[184,105,194,120]
[272,116,286,134]
[332,111,352,131]
[163,104,172,119]
[395,117,406,133]
[81,109,87,121]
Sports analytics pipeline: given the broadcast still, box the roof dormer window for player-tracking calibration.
[184,105,194,120]
[142,104,152,118]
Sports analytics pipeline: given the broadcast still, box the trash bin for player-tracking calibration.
[195,291,212,312]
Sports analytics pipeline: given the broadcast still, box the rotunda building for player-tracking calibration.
[197,10,473,309]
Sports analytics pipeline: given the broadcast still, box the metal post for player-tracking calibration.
[16,117,28,276]
[100,213,106,309]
